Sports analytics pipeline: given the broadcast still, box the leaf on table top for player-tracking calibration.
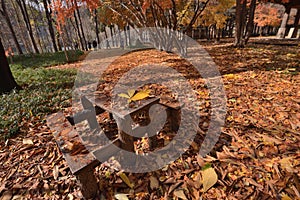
[127,89,136,98]
[130,90,150,102]
[115,193,129,200]
[118,93,130,99]
[174,189,188,200]
[202,166,218,192]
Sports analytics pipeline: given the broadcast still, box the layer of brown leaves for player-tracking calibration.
[1,40,299,199]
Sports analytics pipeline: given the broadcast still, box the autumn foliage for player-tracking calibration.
[255,3,283,27]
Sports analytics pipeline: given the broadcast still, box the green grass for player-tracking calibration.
[9,50,84,68]
[0,51,82,139]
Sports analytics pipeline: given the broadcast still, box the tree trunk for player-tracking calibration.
[110,25,115,47]
[16,0,40,54]
[292,8,300,38]
[42,0,58,52]
[277,7,291,38]
[94,9,100,46]
[0,38,21,94]
[244,0,257,44]
[73,11,84,50]
[10,0,31,53]
[124,26,128,46]
[0,0,23,54]
[56,33,62,51]
[234,0,247,47]
[127,25,131,46]
[28,5,44,53]
[75,3,88,51]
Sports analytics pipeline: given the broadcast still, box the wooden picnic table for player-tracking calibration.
[47,91,181,199]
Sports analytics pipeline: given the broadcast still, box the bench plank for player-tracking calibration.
[47,112,99,199]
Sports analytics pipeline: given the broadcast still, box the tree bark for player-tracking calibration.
[75,3,88,51]
[16,0,40,54]
[0,0,23,54]
[42,0,58,52]
[0,38,21,94]
[292,8,300,38]
[73,11,84,50]
[10,0,31,53]
[94,9,100,46]
[110,25,115,47]
[277,7,291,38]
[28,4,44,53]
[244,0,257,44]
[234,0,247,47]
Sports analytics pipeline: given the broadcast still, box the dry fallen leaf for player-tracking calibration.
[22,138,33,145]
[115,193,129,200]
[0,191,13,200]
[202,167,218,192]
[53,165,59,180]
[118,172,134,188]
[174,189,188,200]
[280,157,295,173]
[281,194,292,200]
[149,176,159,190]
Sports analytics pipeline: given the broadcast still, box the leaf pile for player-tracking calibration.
[0,40,299,199]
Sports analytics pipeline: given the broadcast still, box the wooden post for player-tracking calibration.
[75,166,99,199]
[167,108,180,132]
[80,96,99,130]
[115,115,135,152]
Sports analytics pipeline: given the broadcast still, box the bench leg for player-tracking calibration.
[75,166,99,199]
[167,108,180,132]
[119,127,135,153]
[114,115,135,152]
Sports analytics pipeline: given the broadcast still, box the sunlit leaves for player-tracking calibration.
[118,89,151,103]
[255,3,283,27]
[201,0,235,29]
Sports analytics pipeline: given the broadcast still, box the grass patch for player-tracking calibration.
[0,52,80,139]
[9,50,84,68]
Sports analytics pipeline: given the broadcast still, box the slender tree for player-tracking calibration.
[16,0,40,53]
[73,9,85,50]
[74,1,88,50]
[291,8,300,38]
[234,0,247,47]
[0,0,23,54]
[94,9,100,45]
[42,0,58,52]
[0,38,21,94]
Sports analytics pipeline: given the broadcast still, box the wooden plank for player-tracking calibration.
[75,165,99,199]
[93,96,160,119]
[46,112,100,174]
[158,102,181,132]
[92,138,122,160]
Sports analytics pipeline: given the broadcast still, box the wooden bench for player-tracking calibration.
[47,95,181,199]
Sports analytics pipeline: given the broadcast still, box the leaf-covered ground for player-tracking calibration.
[0,40,299,200]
